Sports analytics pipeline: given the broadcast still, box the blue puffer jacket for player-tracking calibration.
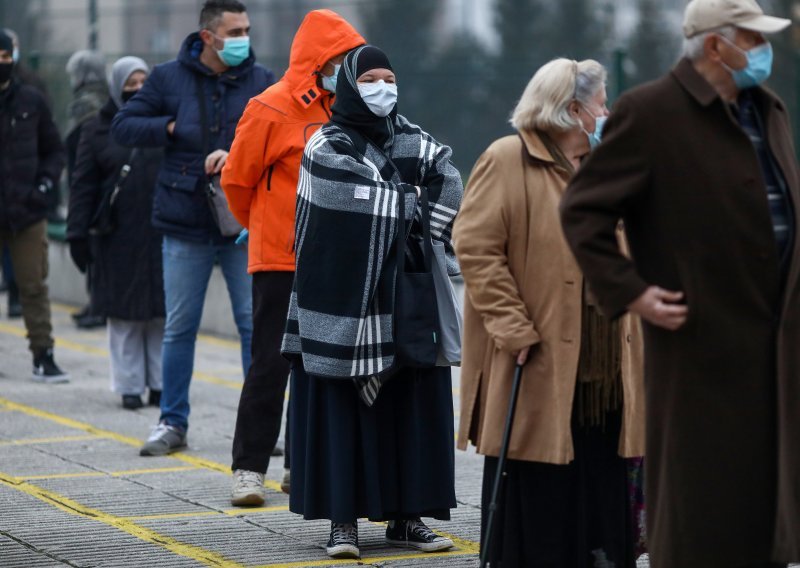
[111,33,275,242]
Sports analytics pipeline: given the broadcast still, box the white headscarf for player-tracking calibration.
[108,56,149,108]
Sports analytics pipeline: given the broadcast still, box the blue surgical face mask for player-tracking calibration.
[213,34,250,68]
[321,64,340,93]
[580,106,607,149]
[719,36,773,90]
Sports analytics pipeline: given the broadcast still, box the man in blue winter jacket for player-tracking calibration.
[112,0,274,456]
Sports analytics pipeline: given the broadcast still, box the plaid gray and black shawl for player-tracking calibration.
[281,116,463,405]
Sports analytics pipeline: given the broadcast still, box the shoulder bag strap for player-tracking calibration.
[109,148,139,207]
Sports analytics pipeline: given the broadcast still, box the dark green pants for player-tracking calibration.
[0,220,53,352]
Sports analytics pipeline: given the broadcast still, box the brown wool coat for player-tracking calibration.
[560,58,800,567]
[454,129,645,466]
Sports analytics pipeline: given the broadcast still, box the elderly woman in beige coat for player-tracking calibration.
[454,58,645,568]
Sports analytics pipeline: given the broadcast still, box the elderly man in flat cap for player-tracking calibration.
[560,0,799,566]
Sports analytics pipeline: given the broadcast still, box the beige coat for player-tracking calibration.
[454,129,644,465]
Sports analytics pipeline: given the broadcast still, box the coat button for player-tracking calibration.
[626,334,632,343]
[562,338,573,344]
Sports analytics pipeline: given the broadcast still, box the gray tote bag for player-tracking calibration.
[432,241,463,366]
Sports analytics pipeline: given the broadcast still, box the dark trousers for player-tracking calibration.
[231,271,294,473]
[2,245,18,306]
[0,221,53,352]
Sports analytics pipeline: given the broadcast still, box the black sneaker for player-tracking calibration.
[71,305,90,321]
[148,389,161,407]
[326,522,359,559]
[122,395,143,410]
[385,519,454,552]
[32,348,69,384]
[75,313,106,329]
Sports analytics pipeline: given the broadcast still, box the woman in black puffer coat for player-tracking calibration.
[67,56,164,410]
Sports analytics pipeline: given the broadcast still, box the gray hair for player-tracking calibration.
[108,56,149,108]
[66,50,106,91]
[510,58,607,133]
[682,25,736,61]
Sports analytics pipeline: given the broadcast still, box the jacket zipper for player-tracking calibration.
[266,164,274,191]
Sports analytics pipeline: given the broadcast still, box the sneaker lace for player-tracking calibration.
[332,523,357,545]
[407,519,438,542]
[235,470,263,489]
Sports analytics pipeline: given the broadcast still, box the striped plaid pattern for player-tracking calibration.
[281,116,463,405]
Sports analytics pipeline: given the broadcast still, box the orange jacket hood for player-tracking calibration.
[284,9,365,110]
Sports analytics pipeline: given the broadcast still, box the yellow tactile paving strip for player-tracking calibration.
[0,469,247,567]
[0,314,479,567]
[0,398,479,566]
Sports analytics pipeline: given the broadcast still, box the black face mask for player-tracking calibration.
[121,89,139,103]
[0,63,13,85]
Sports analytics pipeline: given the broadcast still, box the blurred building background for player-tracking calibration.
[1,0,798,174]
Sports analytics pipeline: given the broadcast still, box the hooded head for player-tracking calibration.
[330,45,398,149]
[66,50,106,91]
[108,56,149,108]
[285,9,365,109]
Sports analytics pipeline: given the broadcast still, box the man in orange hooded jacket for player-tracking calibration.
[221,9,364,506]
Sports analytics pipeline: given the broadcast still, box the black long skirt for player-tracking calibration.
[481,408,637,568]
[289,362,457,523]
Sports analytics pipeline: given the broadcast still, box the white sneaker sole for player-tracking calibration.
[326,544,359,559]
[231,491,265,507]
[31,373,70,384]
[386,537,454,552]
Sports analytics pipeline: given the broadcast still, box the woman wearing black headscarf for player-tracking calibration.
[281,45,463,560]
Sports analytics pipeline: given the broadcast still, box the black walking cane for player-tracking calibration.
[480,363,525,568]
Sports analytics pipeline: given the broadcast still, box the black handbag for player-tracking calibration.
[89,149,138,236]
[393,186,440,368]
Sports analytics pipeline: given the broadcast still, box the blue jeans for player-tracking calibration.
[160,236,252,430]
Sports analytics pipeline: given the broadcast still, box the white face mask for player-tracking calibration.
[357,80,398,117]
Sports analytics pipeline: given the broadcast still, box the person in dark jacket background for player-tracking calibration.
[0,30,68,382]
[1,28,51,320]
[65,48,108,330]
[67,56,165,411]
[112,0,275,456]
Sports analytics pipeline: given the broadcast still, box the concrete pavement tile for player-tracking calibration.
[0,445,99,477]
[30,476,217,518]
[0,533,73,567]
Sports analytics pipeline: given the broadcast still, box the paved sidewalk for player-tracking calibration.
[0,298,483,568]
